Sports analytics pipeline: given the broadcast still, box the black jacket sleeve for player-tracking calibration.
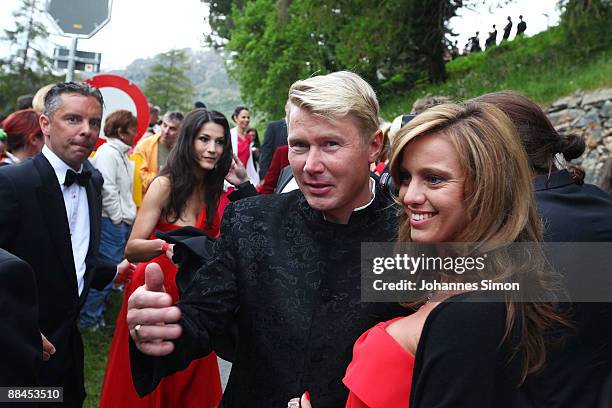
[410,299,522,408]
[0,250,42,386]
[130,203,240,396]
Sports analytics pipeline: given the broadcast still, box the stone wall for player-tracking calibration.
[547,88,612,185]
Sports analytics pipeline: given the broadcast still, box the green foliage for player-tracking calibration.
[143,49,195,113]
[0,0,61,114]
[379,25,612,120]
[558,0,612,52]
[1,0,52,74]
[82,291,122,408]
[225,0,465,120]
[0,70,63,114]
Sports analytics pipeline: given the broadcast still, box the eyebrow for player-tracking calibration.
[401,164,454,176]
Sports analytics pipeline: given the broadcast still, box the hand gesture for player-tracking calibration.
[127,263,182,356]
[41,333,55,361]
[114,259,136,286]
[225,154,249,186]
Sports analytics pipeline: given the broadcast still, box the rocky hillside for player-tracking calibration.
[106,48,243,116]
[547,88,612,185]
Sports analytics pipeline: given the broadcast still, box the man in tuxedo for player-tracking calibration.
[0,249,41,386]
[0,82,109,406]
[258,106,288,179]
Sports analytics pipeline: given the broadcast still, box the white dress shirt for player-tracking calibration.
[42,145,90,296]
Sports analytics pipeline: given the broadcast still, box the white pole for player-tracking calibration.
[66,36,78,82]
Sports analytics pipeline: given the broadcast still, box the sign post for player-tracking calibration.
[45,0,113,80]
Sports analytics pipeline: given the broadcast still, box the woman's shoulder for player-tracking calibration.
[420,294,508,349]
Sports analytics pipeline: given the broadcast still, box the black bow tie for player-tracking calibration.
[64,169,91,187]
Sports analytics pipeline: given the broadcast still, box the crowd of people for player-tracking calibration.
[448,14,528,59]
[0,69,611,408]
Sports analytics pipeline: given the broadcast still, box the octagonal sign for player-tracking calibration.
[46,0,112,38]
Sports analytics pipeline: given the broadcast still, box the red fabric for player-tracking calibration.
[99,204,227,408]
[373,162,386,176]
[256,145,289,195]
[343,317,414,408]
[237,134,252,169]
[95,137,107,150]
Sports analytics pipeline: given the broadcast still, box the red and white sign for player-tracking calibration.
[85,74,149,145]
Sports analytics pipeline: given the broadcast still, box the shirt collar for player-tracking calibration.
[354,177,376,212]
[321,177,376,222]
[42,145,83,185]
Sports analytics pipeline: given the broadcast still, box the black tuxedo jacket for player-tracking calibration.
[0,153,105,405]
[259,118,288,179]
[0,249,42,387]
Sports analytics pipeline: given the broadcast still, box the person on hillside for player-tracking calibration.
[485,24,497,49]
[99,108,231,407]
[133,111,184,193]
[469,31,482,53]
[516,15,527,36]
[503,16,513,41]
[450,40,460,59]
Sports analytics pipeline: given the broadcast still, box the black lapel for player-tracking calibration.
[81,160,102,300]
[33,154,78,293]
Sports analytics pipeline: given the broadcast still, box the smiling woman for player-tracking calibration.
[295,101,566,408]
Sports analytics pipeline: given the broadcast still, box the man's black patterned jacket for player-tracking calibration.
[131,187,406,407]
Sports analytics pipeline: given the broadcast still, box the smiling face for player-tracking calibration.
[40,93,102,170]
[235,109,250,132]
[398,131,468,243]
[193,121,225,172]
[288,105,381,224]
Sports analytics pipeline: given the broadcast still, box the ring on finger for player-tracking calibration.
[134,324,142,340]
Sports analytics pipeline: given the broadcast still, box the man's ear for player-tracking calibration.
[39,114,51,139]
[368,130,383,163]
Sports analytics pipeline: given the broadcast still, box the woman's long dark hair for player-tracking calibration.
[159,108,233,227]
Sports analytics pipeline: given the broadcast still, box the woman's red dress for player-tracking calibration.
[99,208,225,408]
[343,317,414,408]
[237,133,252,169]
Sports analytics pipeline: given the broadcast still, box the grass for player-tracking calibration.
[82,290,123,408]
[379,26,612,119]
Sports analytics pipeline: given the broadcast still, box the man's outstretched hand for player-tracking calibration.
[127,263,182,356]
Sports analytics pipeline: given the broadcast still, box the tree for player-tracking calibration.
[2,0,52,74]
[143,49,195,113]
[223,0,463,119]
[0,0,61,114]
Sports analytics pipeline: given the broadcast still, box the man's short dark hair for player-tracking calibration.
[43,82,104,118]
[16,95,34,110]
[163,111,184,123]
